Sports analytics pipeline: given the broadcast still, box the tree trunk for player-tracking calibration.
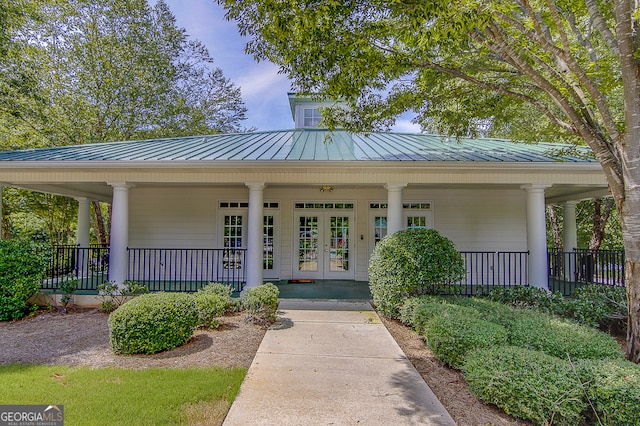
[589,198,614,251]
[91,200,107,245]
[547,205,562,250]
[627,261,640,362]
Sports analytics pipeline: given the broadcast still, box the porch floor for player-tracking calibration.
[271,280,371,300]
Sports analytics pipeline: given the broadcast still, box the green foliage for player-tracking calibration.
[368,228,465,317]
[192,283,233,328]
[397,296,446,329]
[59,279,77,312]
[97,281,148,313]
[463,346,587,426]
[424,312,508,369]
[577,359,640,426]
[0,240,51,321]
[566,284,628,327]
[108,292,198,355]
[241,283,279,323]
[508,311,623,361]
[488,286,567,314]
[448,297,521,328]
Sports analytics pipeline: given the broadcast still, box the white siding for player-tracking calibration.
[128,185,529,282]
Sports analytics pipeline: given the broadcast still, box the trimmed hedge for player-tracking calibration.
[463,346,586,426]
[368,228,465,317]
[577,359,640,426]
[508,310,623,361]
[424,311,508,369]
[448,297,521,328]
[108,292,199,354]
[241,283,279,322]
[193,282,233,328]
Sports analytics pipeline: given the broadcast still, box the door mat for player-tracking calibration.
[288,279,315,283]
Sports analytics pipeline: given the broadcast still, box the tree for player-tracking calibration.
[220,0,640,361]
[2,0,247,243]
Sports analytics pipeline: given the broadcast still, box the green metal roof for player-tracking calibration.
[0,129,595,163]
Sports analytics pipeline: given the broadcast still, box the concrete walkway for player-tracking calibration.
[223,299,456,426]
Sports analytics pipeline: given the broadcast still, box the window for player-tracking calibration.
[303,108,322,127]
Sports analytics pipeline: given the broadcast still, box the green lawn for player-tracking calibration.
[0,364,246,426]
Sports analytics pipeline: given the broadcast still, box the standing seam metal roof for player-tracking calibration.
[0,129,596,163]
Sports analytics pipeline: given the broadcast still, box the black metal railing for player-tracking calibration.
[127,248,246,292]
[453,251,529,296]
[548,249,625,296]
[44,244,109,290]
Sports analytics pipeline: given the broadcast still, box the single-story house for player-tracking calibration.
[0,94,609,293]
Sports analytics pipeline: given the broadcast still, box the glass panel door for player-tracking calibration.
[295,212,354,279]
[328,216,349,273]
[298,215,319,273]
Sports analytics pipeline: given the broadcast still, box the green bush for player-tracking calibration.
[424,310,508,369]
[241,283,279,322]
[488,286,567,315]
[192,283,233,328]
[97,281,149,313]
[577,359,640,426]
[566,284,627,327]
[108,292,199,355]
[0,240,51,321]
[448,297,521,328]
[397,296,448,330]
[463,346,586,426]
[368,228,465,317]
[508,310,623,360]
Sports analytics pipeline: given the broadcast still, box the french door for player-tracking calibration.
[295,212,354,279]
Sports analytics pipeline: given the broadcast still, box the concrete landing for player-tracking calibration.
[223,299,455,426]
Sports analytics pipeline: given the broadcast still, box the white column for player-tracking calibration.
[76,198,91,247]
[522,184,551,288]
[385,183,407,235]
[75,197,91,278]
[246,183,265,289]
[108,183,133,288]
[562,201,578,252]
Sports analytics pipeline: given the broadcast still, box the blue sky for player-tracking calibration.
[162,0,420,132]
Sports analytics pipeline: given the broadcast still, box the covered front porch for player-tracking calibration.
[42,244,626,298]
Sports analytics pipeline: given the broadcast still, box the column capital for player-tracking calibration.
[107,182,135,190]
[563,200,579,207]
[245,182,266,191]
[520,183,552,192]
[384,183,407,191]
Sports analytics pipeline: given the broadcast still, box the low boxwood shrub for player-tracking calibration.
[566,284,627,327]
[463,346,587,426]
[424,311,508,369]
[108,292,199,355]
[488,286,567,315]
[448,297,521,328]
[0,240,51,321]
[368,228,465,317]
[193,283,233,328]
[241,283,279,322]
[508,310,622,361]
[577,359,640,426]
[397,296,450,331]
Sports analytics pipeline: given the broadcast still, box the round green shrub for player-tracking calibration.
[577,359,640,426]
[508,310,623,360]
[368,228,465,317]
[241,283,279,322]
[566,284,628,327]
[463,346,587,426]
[108,292,199,355]
[192,292,228,328]
[198,282,234,298]
[0,240,51,321]
[424,311,508,369]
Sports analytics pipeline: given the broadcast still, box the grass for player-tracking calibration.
[0,364,246,426]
